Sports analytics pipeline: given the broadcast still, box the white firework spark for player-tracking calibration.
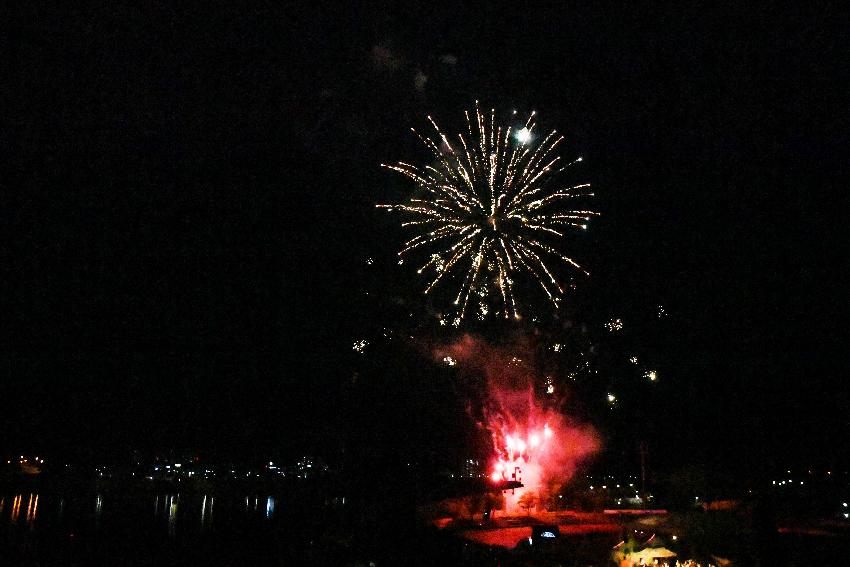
[378,102,598,320]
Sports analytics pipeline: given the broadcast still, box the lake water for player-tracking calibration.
[0,490,290,565]
[3,490,848,565]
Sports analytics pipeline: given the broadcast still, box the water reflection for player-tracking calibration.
[2,492,277,538]
[245,495,260,514]
[168,494,178,538]
[26,494,39,527]
[200,494,214,530]
[10,494,22,524]
[150,493,194,537]
[4,494,39,527]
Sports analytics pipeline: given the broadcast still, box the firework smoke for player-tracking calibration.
[435,335,599,514]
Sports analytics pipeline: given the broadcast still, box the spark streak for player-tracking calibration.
[379,103,598,320]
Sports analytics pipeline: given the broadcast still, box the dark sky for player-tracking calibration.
[3,4,846,472]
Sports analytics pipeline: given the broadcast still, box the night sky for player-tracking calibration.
[3,5,846,476]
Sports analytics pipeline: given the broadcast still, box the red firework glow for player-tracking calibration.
[490,424,553,483]
[436,335,600,515]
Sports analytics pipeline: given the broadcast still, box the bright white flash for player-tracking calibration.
[515,127,532,144]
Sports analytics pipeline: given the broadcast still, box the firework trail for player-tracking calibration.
[379,102,598,322]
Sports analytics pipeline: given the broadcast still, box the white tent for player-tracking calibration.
[626,546,678,563]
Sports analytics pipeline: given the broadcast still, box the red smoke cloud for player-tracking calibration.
[435,334,600,514]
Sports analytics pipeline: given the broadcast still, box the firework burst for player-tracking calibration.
[379,102,598,321]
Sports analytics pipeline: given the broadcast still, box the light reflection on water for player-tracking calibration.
[244,495,261,514]
[1,492,277,537]
[2,494,39,528]
[168,494,178,537]
[200,494,214,529]
[26,494,39,526]
[11,495,22,524]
